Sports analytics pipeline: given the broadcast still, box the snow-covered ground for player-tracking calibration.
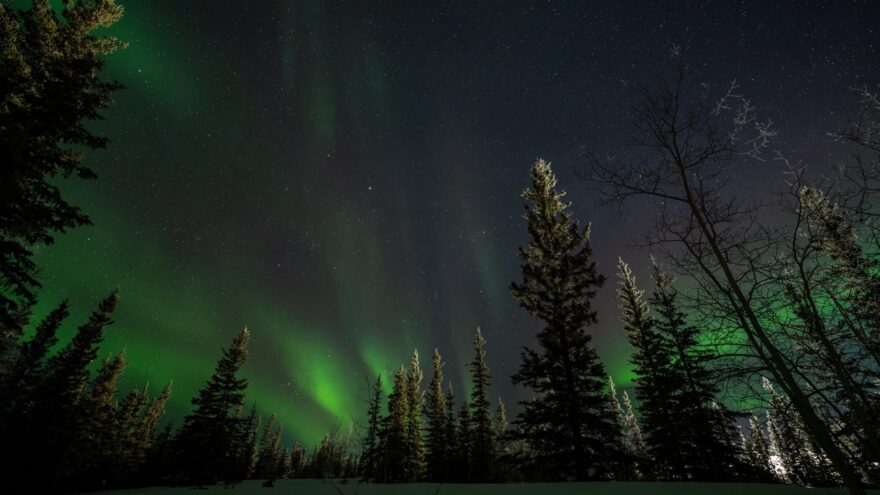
[92,479,880,495]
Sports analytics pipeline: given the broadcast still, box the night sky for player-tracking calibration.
[22,0,880,444]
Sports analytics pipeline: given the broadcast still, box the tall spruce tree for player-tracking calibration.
[254,414,281,479]
[745,414,776,481]
[616,259,682,479]
[510,159,620,480]
[649,259,742,480]
[360,374,383,481]
[78,352,127,487]
[406,350,425,481]
[424,350,447,481]
[13,291,119,491]
[494,397,511,481]
[0,299,69,416]
[174,327,251,485]
[469,327,496,481]
[379,365,410,482]
[0,0,125,335]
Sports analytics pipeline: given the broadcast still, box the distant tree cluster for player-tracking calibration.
[359,329,511,483]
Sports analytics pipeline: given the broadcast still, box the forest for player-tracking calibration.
[0,1,879,495]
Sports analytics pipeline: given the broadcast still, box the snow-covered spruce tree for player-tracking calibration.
[763,378,840,486]
[511,159,622,480]
[378,365,410,482]
[798,186,880,478]
[360,374,383,481]
[405,350,425,481]
[745,414,777,481]
[648,259,743,480]
[607,376,628,444]
[607,376,645,480]
[424,349,447,481]
[173,327,251,485]
[622,391,647,462]
[616,259,682,479]
[469,327,496,481]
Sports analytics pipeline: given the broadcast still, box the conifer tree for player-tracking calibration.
[621,391,646,460]
[763,378,839,486]
[510,159,620,480]
[616,259,682,479]
[277,446,292,479]
[607,375,646,480]
[443,383,458,481]
[290,442,306,478]
[494,397,511,481]
[424,349,447,481]
[649,259,742,480]
[254,414,282,479]
[141,418,175,485]
[405,350,425,481]
[115,385,151,483]
[607,377,630,452]
[745,415,775,480]
[469,327,496,481]
[0,0,125,333]
[78,352,127,486]
[0,299,69,414]
[494,398,508,448]
[18,292,119,490]
[360,374,383,481]
[234,405,259,482]
[174,327,251,485]
[379,365,410,482]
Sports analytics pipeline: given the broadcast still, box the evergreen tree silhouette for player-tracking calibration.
[360,374,383,481]
[424,350,447,481]
[405,350,425,480]
[174,327,251,485]
[378,365,410,482]
[0,0,125,335]
[510,159,621,480]
[468,327,495,481]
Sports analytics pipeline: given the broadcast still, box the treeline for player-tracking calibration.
[0,295,365,492]
[359,329,511,483]
[352,160,849,486]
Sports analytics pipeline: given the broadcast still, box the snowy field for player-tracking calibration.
[92,479,880,495]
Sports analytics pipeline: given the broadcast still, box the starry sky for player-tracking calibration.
[20,0,880,444]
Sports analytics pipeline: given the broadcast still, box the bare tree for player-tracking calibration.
[584,49,868,494]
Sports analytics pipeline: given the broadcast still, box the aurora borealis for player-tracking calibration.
[19,0,880,444]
